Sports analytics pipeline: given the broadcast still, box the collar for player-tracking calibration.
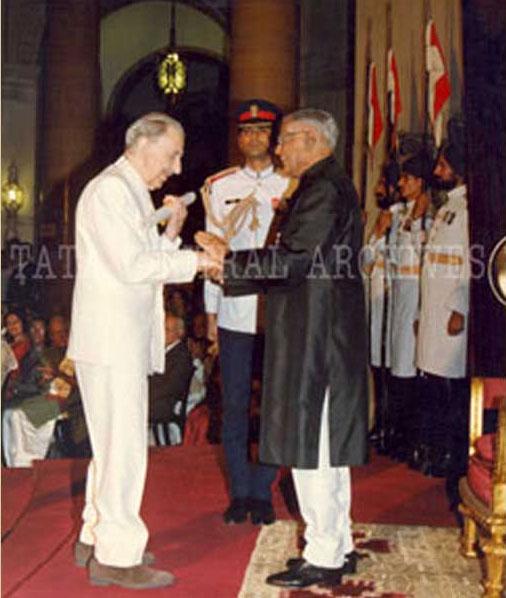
[118,155,148,192]
[243,164,274,180]
[447,184,467,205]
[165,340,181,354]
[299,154,336,182]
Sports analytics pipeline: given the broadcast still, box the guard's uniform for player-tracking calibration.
[390,201,432,377]
[203,103,289,508]
[366,204,405,369]
[417,184,469,378]
[204,164,288,334]
[387,199,432,456]
[417,184,470,480]
[364,202,403,445]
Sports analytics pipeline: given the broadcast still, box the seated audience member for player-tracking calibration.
[191,312,207,340]
[3,315,88,466]
[2,311,31,395]
[2,317,59,466]
[166,288,189,321]
[148,313,194,445]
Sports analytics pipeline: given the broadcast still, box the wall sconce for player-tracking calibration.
[2,162,26,239]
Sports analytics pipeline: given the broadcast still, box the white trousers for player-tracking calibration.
[75,361,149,567]
[292,390,353,568]
[2,409,56,467]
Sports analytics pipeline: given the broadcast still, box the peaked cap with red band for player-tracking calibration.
[236,98,282,126]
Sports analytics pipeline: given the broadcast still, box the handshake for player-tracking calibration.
[194,231,229,283]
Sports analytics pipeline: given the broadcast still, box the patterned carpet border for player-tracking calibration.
[238,521,482,598]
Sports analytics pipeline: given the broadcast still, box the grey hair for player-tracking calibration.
[125,112,184,149]
[286,109,339,150]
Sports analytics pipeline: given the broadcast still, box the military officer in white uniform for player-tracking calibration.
[387,151,433,460]
[363,161,401,449]
[416,140,470,487]
[203,99,289,525]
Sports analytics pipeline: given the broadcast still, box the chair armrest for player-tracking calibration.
[469,378,484,456]
[492,395,506,515]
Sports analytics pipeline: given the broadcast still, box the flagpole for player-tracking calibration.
[360,18,372,212]
[385,1,393,159]
[423,0,432,148]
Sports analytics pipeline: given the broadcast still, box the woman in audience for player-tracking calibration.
[2,311,31,399]
[3,310,31,365]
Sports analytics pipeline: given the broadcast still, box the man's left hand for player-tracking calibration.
[163,195,188,241]
[448,311,465,336]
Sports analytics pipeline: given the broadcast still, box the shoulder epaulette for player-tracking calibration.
[205,165,241,186]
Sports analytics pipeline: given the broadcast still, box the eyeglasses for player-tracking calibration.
[276,130,310,146]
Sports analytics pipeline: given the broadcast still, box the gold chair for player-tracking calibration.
[459,377,506,598]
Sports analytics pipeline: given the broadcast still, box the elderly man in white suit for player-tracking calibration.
[67,113,219,590]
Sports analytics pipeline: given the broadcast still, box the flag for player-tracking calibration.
[387,49,402,127]
[367,62,383,150]
[426,19,451,147]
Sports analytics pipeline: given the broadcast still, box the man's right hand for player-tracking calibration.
[196,251,223,283]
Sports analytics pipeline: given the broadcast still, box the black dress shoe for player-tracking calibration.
[223,498,248,524]
[428,451,452,478]
[249,499,276,525]
[286,550,358,574]
[266,561,342,588]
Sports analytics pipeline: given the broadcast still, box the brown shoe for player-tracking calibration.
[74,542,155,568]
[88,557,174,589]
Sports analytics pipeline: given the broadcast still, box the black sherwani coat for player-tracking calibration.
[224,155,369,469]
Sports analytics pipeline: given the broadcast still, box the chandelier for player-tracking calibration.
[157,1,186,97]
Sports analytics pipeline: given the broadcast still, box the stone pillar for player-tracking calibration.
[299,0,354,171]
[38,0,100,316]
[228,0,297,160]
[39,0,100,246]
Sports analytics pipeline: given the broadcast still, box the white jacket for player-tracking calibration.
[389,201,432,377]
[68,156,198,374]
[417,185,469,378]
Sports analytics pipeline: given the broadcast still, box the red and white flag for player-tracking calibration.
[387,49,402,127]
[426,19,451,147]
[367,62,383,150]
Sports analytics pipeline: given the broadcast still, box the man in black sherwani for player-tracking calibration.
[197,108,369,589]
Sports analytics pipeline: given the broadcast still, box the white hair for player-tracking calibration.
[125,112,184,149]
[286,108,339,150]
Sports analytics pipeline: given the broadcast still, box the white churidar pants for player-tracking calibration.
[75,361,149,567]
[2,409,56,467]
[291,389,353,568]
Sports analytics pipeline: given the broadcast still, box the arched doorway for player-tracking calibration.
[103,48,229,241]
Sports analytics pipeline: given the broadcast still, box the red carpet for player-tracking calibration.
[1,447,455,597]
